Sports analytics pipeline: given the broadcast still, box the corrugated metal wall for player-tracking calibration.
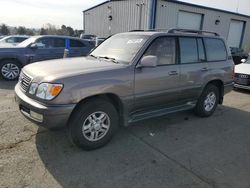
[84,0,250,52]
[84,0,150,37]
[156,0,250,51]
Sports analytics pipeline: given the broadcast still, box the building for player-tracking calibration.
[83,0,250,51]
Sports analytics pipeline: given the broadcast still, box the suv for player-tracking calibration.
[0,35,94,80]
[15,29,234,150]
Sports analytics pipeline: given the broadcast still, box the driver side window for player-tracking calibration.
[144,37,176,65]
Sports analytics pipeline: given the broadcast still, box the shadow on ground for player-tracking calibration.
[0,80,17,90]
[36,105,250,188]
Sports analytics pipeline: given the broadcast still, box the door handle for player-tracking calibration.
[168,71,178,75]
[201,67,208,71]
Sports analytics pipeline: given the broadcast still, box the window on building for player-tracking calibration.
[177,11,203,30]
[204,38,227,61]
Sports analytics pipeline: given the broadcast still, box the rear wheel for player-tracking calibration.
[68,99,119,150]
[0,60,21,80]
[194,84,219,117]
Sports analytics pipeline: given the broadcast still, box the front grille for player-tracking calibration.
[19,71,32,92]
[234,73,250,86]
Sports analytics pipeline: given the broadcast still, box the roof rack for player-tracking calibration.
[167,29,220,36]
[129,28,219,36]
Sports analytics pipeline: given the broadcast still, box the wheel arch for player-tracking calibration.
[68,93,125,126]
[0,58,23,68]
[204,79,224,104]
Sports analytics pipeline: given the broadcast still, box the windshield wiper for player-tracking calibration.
[98,56,119,64]
[89,54,98,59]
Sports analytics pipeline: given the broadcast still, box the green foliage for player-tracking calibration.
[0,24,10,35]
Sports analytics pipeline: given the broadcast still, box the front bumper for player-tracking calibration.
[234,83,250,90]
[15,85,76,129]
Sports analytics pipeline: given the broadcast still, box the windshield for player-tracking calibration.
[17,37,36,47]
[90,34,149,64]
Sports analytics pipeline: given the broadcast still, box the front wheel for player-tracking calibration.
[194,84,219,117]
[68,99,119,150]
[0,60,21,81]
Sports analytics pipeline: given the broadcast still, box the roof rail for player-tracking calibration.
[167,28,219,36]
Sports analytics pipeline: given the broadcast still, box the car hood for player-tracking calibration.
[22,57,125,82]
[235,63,250,75]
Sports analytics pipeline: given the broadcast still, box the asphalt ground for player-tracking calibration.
[0,80,250,188]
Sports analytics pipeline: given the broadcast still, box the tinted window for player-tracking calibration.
[144,37,176,65]
[179,37,198,64]
[35,38,53,48]
[204,38,227,61]
[197,38,205,62]
[54,38,65,48]
[15,37,27,43]
[70,39,85,47]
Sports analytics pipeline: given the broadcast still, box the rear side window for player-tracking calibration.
[70,39,85,48]
[204,38,227,61]
[53,38,65,48]
[15,37,27,43]
[179,37,198,64]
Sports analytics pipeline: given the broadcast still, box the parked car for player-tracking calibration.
[234,58,250,90]
[0,35,29,46]
[0,35,6,40]
[80,34,96,40]
[15,29,234,150]
[230,47,248,65]
[0,35,94,80]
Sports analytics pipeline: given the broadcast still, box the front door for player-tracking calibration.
[134,37,181,112]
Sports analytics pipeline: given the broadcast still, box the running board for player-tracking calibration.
[129,102,196,123]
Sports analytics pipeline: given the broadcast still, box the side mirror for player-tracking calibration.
[30,43,37,49]
[241,59,246,63]
[138,55,157,68]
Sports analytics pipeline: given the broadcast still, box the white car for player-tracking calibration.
[234,58,250,90]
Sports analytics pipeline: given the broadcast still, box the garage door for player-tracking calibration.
[177,11,203,30]
[227,20,245,48]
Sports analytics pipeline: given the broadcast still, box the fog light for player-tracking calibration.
[30,111,43,122]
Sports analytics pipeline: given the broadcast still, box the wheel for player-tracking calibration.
[0,60,21,81]
[194,84,219,117]
[68,99,119,150]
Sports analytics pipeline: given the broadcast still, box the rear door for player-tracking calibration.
[134,36,181,112]
[178,37,209,101]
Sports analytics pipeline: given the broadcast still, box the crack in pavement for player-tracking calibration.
[126,129,213,187]
[0,130,48,151]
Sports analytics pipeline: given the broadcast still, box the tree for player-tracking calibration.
[0,24,10,35]
[40,28,47,35]
[17,26,27,35]
[66,26,74,36]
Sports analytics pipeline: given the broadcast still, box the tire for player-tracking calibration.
[194,84,219,117]
[68,99,119,150]
[0,60,21,81]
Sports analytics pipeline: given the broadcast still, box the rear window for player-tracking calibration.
[204,38,227,61]
[70,39,85,48]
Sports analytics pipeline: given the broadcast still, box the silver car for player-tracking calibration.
[15,29,234,150]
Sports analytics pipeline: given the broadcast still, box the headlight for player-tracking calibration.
[29,83,39,95]
[36,83,63,100]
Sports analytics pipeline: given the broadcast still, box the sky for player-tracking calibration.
[0,0,249,30]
